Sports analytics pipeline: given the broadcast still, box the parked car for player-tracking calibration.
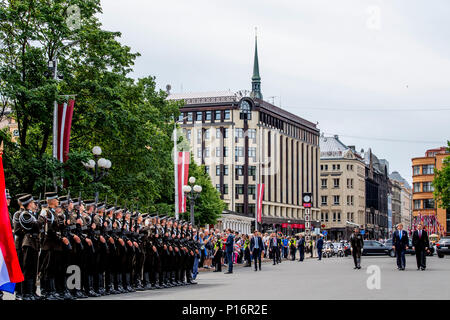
[362,240,392,256]
[436,237,450,258]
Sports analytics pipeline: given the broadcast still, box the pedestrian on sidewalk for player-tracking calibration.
[297,235,305,261]
[269,233,280,265]
[243,235,251,267]
[350,227,364,269]
[224,229,234,274]
[250,230,263,271]
[289,236,296,261]
[317,235,324,260]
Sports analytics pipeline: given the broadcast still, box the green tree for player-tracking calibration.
[433,141,450,209]
[180,157,225,226]
[0,0,181,211]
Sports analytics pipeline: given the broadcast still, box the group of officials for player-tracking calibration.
[349,223,431,271]
[3,191,200,301]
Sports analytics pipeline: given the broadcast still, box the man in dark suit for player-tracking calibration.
[350,227,364,269]
[392,223,408,270]
[297,235,305,262]
[250,231,263,271]
[269,233,280,265]
[224,229,234,274]
[412,223,429,271]
[316,235,324,260]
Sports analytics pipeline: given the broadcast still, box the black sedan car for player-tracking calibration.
[362,240,393,256]
[436,237,450,258]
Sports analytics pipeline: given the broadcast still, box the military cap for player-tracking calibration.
[15,193,28,201]
[160,216,168,220]
[58,195,70,204]
[105,205,115,213]
[97,202,106,210]
[84,199,96,207]
[18,194,34,206]
[141,213,149,219]
[45,192,58,200]
[114,207,123,214]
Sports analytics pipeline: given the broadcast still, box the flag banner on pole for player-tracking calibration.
[257,184,264,223]
[0,154,24,293]
[56,99,75,163]
[177,152,190,213]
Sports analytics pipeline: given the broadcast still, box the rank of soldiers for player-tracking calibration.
[9,191,199,300]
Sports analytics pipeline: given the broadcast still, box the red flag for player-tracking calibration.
[0,154,24,293]
[257,184,264,223]
[56,99,75,163]
[177,152,190,213]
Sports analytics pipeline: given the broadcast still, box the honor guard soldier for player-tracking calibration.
[93,202,108,296]
[82,199,99,297]
[104,205,119,294]
[12,193,27,300]
[15,194,40,300]
[132,212,145,291]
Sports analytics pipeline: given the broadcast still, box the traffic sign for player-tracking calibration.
[323,231,328,236]
[360,230,365,235]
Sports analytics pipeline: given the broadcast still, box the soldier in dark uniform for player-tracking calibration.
[38,192,65,300]
[112,208,126,293]
[14,195,40,300]
[56,195,75,300]
[152,216,164,289]
[12,193,27,300]
[93,202,108,295]
[81,200,99,297]
[350,227,364,269]
[122,210,136,292]
[132,212,145,291]
[185,226,198,285]
[104,205,119,294]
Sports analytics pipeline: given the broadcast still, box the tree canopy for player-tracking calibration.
[433,141,450,210]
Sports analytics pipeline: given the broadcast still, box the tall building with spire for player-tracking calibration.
[250,33,262,100]
[167,35,320,234]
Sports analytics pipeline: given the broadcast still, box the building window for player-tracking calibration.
[413,183,420,193]
[235,128,244,139]
[423,199,435,209]
[215,110,221,121]
[197,148,202,158]
[423,182,434,192]
[325,212,329,222]
[249,166,256,178]
[333,195,340,205]
[224,110,230,120]
[224,128,228,138]
[321,212,324,221]
[347,164,354,171]
[178,113,184,122]
[248,185,256,195]
[216,166,221,176]
[347,196,354,206]
[205,166,209,175]
[414,200,421,209]
[422,165,434,175]
[216,128,221,139]
[196,112,202,121]
[205,129,210,139]
[205,111,211,121]
[215,147,221,157]
[236,165,244,176]
[224,165,229,176]
[248,147,256,161]
[236,184,244,195]
[204,147,210,158]
[187,112,193,122]
[248,129,256,141]
[333,178,340,188]
[235,146,244,161]
[223,184,228,194]
[333,212,336,222]
[185,129,191,141]
[321,179,327,189]
[197,129,202,144]
[347,179,353,189]
[236,203,244,213]
[321,196,327,205]
[248,204,255,214]
[324,165,328,171]
[216,184,221,193]
[224,147,229,157]
[337,212,341,222]
[413,166,420,175]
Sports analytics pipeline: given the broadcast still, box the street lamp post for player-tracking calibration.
[83,146,111,203]
[182,176,202,226]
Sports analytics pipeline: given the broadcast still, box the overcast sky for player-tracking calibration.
[99,0,449,184]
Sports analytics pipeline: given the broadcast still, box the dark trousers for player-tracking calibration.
[252,248,261,270]
[298,247,305,261]
[396,248,406,268]
[283,247,288,259]
[317,249,322,260]
[226,251,233,272]
[290,247,296,260]
[352,248,361,267]
[415,248,426,269]
[272,247,279,264]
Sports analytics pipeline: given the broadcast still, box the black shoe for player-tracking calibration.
[188,280,197,284]
[354,266,358,269]
[224,271,233,274]
[254,269,257,271]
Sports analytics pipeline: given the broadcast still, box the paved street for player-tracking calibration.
[86,255,450,300]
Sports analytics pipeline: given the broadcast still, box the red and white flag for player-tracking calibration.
[177,152,190,213]
[56,99,75,163]
[257,184,264,223]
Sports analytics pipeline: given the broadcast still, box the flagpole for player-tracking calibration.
[174,121,179,220]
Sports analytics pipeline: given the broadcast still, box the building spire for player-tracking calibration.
[251,27,263,100]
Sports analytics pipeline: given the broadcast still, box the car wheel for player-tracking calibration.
[389,250,395,257]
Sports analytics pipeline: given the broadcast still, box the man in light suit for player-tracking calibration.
[224,229,234,274]
[250,231,263,271]
[392,223,408,270]
[412,223,429,271]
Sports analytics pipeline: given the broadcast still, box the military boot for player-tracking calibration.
[87,275,100,297]
[106,273,119,294]
[49,278,64,300]
[116,273,125,293]
[153,272,162,289]
[135,274,145,291]
[22,279,34,300]
[125,273,135,292]
[179,269,187,286]
[142,272,151,290]
[97,273,106,296]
